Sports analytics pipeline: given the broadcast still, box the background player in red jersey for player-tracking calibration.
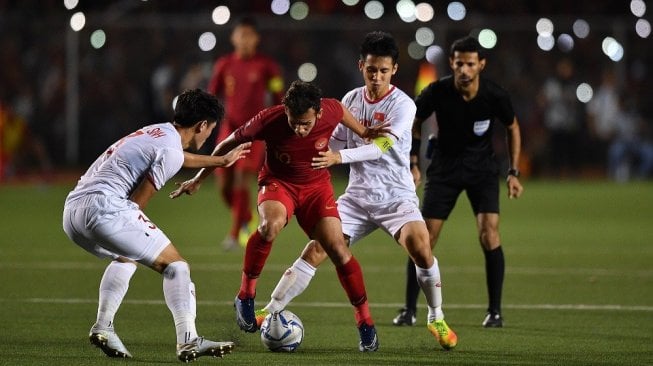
[207,16,285,250]
[171,80,389,352]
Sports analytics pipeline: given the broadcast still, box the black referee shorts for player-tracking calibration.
[421,167,499,220]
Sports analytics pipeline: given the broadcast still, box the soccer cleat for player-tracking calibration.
[482,312,503,328]
[176,336,234,362]
[234,296,258,332]
[392,307,416,326]
[357,323,379,352]
[221,236,239,251]
[89,326,133,358]
[427,319,458,350]
[255,308,270,328]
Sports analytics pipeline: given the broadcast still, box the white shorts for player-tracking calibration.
[337,193,424,245]
[62,194,170,266]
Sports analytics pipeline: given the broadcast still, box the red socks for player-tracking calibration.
[336,257,373,326]
[238,230,272,298]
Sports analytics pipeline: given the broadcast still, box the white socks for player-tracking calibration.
[163,261,198,344]
[265,258,316,313]
[95,261,137,330]
[416,257,444,322]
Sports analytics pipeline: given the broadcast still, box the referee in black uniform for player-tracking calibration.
[393,35,523,328]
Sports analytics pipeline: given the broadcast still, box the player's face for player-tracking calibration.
[286,107,321,138]
[450,51,485,90]
[190,120,217,151]
[231,25,259,57]
[359,55,397,100]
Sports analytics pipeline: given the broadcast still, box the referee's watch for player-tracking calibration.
[507,168,520,178]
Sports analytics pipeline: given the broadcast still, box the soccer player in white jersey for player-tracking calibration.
[62,89,250,362]
[255,31,457,350]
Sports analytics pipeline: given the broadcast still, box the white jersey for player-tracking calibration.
[66,122,184,202]
[336,85,417,204]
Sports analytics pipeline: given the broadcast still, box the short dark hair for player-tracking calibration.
[360,31,399,64]
[450,36,485,60]
[173,89,224,127]
[233,16,258,32]
[282,80,322,116]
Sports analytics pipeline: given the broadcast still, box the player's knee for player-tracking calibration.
[258,219,284,241]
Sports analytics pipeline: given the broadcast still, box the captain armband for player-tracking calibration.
[372,136,394,153]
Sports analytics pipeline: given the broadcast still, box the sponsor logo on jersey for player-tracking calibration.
[315,137,328,150]
[473,119,490,136]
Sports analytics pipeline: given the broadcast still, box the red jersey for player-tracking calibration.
[207,52,284,129]
[234,98,344,185]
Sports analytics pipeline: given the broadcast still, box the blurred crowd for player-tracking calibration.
[1,1,652,182]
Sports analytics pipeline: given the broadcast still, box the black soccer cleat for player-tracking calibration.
[482,312,503,328]
[392,307,416,326]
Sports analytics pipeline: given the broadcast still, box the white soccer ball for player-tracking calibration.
[260,309,304,352]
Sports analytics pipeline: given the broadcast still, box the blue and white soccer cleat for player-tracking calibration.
[234,296,258,332]
[357,322,379,352]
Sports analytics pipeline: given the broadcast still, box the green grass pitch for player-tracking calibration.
[0,174,652,365]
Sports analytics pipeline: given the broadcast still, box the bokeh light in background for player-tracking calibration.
[576,83,593,103]
[298,63,317,82]
[396,0,416,23]
[407,41,425,60]
[557,33,575,52]
[289,2,309,20]
[425,45,445,64]
[573,19,591,39]
[630,0,647,17]
[447,2,466,21]
[635,18,651,38]
[414,3,434,22]
[90,30,106,49]
[63,0,78,10]
[536,17,554,36]
[478,29,497,49]
[198,32,217,52]
[69,12,85,31]
[364,1,384,19]
[212,6,230,25]
[271,0,290,15]
[341,0,359,6]
[602,37,624,62]
[415,27,434,47]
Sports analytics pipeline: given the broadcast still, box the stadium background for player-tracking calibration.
[0,0,651,181]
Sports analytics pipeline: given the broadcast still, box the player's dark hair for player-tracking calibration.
[450,36,486,60]
[360,31,399,64]
[282,80,322,116]
[234,16,259,32]
[173,89,224,127]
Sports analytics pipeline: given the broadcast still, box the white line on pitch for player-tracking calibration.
[8,298,653,312]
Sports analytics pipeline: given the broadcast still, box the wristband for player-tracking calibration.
[507,168,520,177]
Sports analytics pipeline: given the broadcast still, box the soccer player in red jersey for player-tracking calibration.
[171,80,388,352]
[207,16,285,251]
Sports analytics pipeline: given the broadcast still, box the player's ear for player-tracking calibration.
[479,58,486,71]
[392,63,398,75]
[358,59,365,71]
[195,120,208,133]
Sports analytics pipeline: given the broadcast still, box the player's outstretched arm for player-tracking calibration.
[182,142,251,169]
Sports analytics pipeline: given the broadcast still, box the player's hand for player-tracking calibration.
[506,176,523,199]
[312,150,341,169]
[411,164,422,187]
[222,142,252,168]
[169,177,201,199]
[362,121,391,139]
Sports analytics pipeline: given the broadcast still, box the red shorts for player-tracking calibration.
[215,122,265,174]
[257,178,340,237]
